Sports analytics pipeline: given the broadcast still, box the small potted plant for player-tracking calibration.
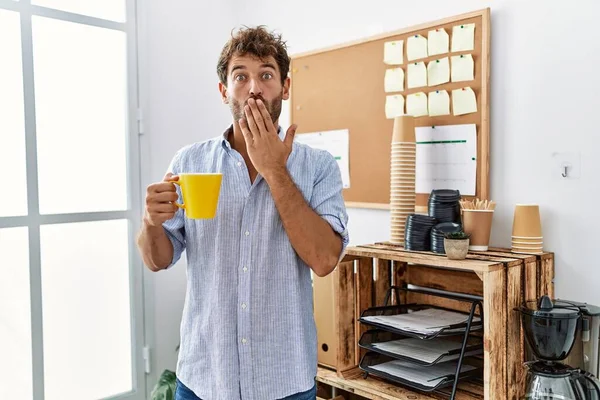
[444,231,471,260]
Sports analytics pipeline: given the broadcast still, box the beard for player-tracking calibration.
[229,92,283,125]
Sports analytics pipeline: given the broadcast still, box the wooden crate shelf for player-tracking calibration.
[313,243,555,400]
[317,366,483,400]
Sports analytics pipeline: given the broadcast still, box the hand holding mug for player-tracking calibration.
[144,172,180,227]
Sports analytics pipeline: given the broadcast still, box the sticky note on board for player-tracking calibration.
[451,54,474,82]
[384,68,404,92]
[384,40,404,65]
[428,90,450,116]
[406,92,428,117]
[451,23,475,52]
[428,28,449,56]
[407,62,427,88]
[452,87,477,115]
[407,34,428,61]
[427,57,450,86]
[385,95,405,119]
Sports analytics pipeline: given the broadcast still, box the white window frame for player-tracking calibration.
[0,0,147,398]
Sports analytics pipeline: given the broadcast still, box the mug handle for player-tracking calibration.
[168,180,185,209]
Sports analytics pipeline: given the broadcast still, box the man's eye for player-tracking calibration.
[262,72,273,80]
[235,74,246,82]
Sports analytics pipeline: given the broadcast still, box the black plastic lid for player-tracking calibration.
[519,295,581,319]
[555,298,600,316]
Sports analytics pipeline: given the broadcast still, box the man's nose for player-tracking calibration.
[249,79,263,96]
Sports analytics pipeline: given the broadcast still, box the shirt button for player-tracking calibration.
[241,338,247,344]
[237,161,242,167]
[244,231,250,236]
[241,303,247,309]
[242,266,248,272]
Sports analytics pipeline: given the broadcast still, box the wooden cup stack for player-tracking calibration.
[389,116,416,245]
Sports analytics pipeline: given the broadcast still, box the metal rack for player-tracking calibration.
[358,285,484,399]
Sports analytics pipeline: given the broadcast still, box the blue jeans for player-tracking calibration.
[175,378,317,400]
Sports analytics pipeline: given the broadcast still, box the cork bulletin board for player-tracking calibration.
[290,9,491,210]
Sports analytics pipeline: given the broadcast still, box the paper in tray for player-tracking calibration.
[372,337,480,364]
[369,359,476,388]
[361,308,480,335]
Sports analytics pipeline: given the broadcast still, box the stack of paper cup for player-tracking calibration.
[390,116,416,245]
[511,204,543,254]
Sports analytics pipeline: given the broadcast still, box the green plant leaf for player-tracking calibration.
[444,231,470,239]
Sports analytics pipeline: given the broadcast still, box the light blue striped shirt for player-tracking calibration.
[162,125,349,400]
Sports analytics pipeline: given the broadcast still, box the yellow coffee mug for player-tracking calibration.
[170,173,223,219]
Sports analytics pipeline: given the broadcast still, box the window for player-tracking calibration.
[0,1,145,399]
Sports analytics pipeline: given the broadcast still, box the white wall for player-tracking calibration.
[140,0,600,387]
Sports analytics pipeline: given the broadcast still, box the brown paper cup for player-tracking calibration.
[391,142,416,147]
[391,167,416,171]
[462,209,494,251]
[392,116,416,142]
[512,240,543,245]
[512,204,542,238]
[511,243,543,249]
[512,248,543,254]
[391,147,416,151]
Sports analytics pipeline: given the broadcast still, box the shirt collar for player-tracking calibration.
[221,124,285,150]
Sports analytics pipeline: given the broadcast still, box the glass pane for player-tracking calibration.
[32,0,126,22]
[0,228,32,399]
[33,17,129,215]
[41,220,132,400]
[0,10,28,217]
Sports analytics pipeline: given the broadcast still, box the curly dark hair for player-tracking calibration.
[217,26,290,86]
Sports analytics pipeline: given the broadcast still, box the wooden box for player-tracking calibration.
[313,243,555,400]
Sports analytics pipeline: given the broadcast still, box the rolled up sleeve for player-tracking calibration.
[162,150,186,269]
[309,151,350,262]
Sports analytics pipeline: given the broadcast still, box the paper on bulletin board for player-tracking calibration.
[406,92,428,117]
[407,34,428,61]
[384,40,404,65]
[428,90,450,116]
[407,62,427,88]
[385,95,405,119]
[451,23,475,52]
[384,67,404,92]
[452,87,477,115]
[293,129,351,188]
[427,57,450,86]
[415,124,477,195]
[428,28,449,56]
[451,54,474,82]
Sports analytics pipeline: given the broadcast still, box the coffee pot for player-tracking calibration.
[518,295,600,399]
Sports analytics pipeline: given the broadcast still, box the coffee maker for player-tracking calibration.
[517,296,600,399]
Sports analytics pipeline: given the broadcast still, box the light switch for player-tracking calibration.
[551,152,581,179]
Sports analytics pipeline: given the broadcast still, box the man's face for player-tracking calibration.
[219,54,290,125]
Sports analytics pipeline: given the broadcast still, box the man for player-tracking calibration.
[137,26,349,400]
